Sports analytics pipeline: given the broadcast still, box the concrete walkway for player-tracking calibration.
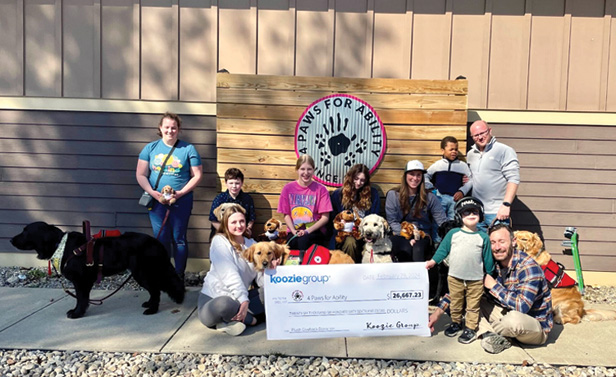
[0,287,614,367]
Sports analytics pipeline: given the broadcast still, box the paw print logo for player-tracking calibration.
[315,133,327,149]
[294,94,386,186]
[319,150,331,167]
[355,140,368,154]
[344,152,356,167]
[292,290,304,302]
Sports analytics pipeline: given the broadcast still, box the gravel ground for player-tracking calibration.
[1,266,616,377]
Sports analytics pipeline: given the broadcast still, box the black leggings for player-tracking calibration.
[286,231,327,250]
[391,235,439,300]
[391,235,433,262]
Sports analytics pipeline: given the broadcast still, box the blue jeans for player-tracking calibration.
[434,191,456,221]
[149,193,193,275]
[432,191,455,243]
[478,213,510,233]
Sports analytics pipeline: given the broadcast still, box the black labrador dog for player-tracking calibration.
[11,221,185,319]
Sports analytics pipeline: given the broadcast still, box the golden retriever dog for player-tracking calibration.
[515,230,616,324]
[242,241,354,303]
[242,241,355,271]
[359,214,393,264]
[255,218,287,244]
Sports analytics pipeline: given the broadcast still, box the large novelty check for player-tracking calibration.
[264,262,430,340]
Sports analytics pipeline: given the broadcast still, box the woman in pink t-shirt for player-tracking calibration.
[277,155,333,250]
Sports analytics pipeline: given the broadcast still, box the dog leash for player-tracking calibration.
[156,208,171,240]
[51,222,135,306]
[285,233,298,246]
[279,234,299,265]
[50,257,133,306]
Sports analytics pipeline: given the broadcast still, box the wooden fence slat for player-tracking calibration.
[218,103,467,124]
[518,182,616,198]
[514,210,616,228]
[216,149,446,172]
[1,181,218,198]
[519,153,614,170]
[217,149,298,165]
[0,140,216,159]
[2,123,215,144]
[551,255,615,271]
[217,118,467,139]
[495,124,616,140]
[525,225,616,243]
[218,88,468,110]
[516,196,615,213]
[217,73,469,94]
[238,179,398,196]
[521,167,616,184]
[217,162,438,184]
[217,134,449,155]
[504,138,616,155]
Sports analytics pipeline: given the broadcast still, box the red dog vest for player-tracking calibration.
[542,259,576,289]
[286,245,331,265]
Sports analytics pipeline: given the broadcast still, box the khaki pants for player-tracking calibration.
[447,276,483,330]
[340,236,360,262]
[478,296,548,345]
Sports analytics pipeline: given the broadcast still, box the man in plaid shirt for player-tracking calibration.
[429,223,553,354]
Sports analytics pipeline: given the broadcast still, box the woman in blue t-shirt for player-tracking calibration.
[136,112,203,277]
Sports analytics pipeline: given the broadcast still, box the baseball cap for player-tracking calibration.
[405,160,427,173]
[455,196,484,216]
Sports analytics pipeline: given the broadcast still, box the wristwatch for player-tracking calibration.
[502,201,511,207]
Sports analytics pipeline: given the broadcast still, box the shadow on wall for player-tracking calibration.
[512,199,544,241]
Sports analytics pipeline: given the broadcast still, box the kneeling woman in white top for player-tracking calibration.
[198,204,265,336]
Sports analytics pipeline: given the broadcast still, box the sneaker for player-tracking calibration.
[481,332,512,354]
[444,322,463,337]
[458,328,477,344]
[215,321,246,336]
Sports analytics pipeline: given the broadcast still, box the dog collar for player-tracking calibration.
[265,230,279,240]
[50,233,68,274]
[373,249,392,255]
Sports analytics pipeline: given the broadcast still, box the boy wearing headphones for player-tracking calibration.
[426,197,495,344]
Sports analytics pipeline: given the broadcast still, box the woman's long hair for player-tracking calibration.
[341,164,372,211]
[218,204,247,252]
[398,172,427,218]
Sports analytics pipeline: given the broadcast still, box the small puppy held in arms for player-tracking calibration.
[10,222,185,319]
[159,185,176,205]
[333,209,362,244]
[399,221,427,241]
[359,214,393,264]
[255,218,287,244]
[515,230,616,324]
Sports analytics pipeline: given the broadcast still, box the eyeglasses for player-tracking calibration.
[471,129,490,139]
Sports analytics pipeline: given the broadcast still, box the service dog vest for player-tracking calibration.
[541,259,576,289]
